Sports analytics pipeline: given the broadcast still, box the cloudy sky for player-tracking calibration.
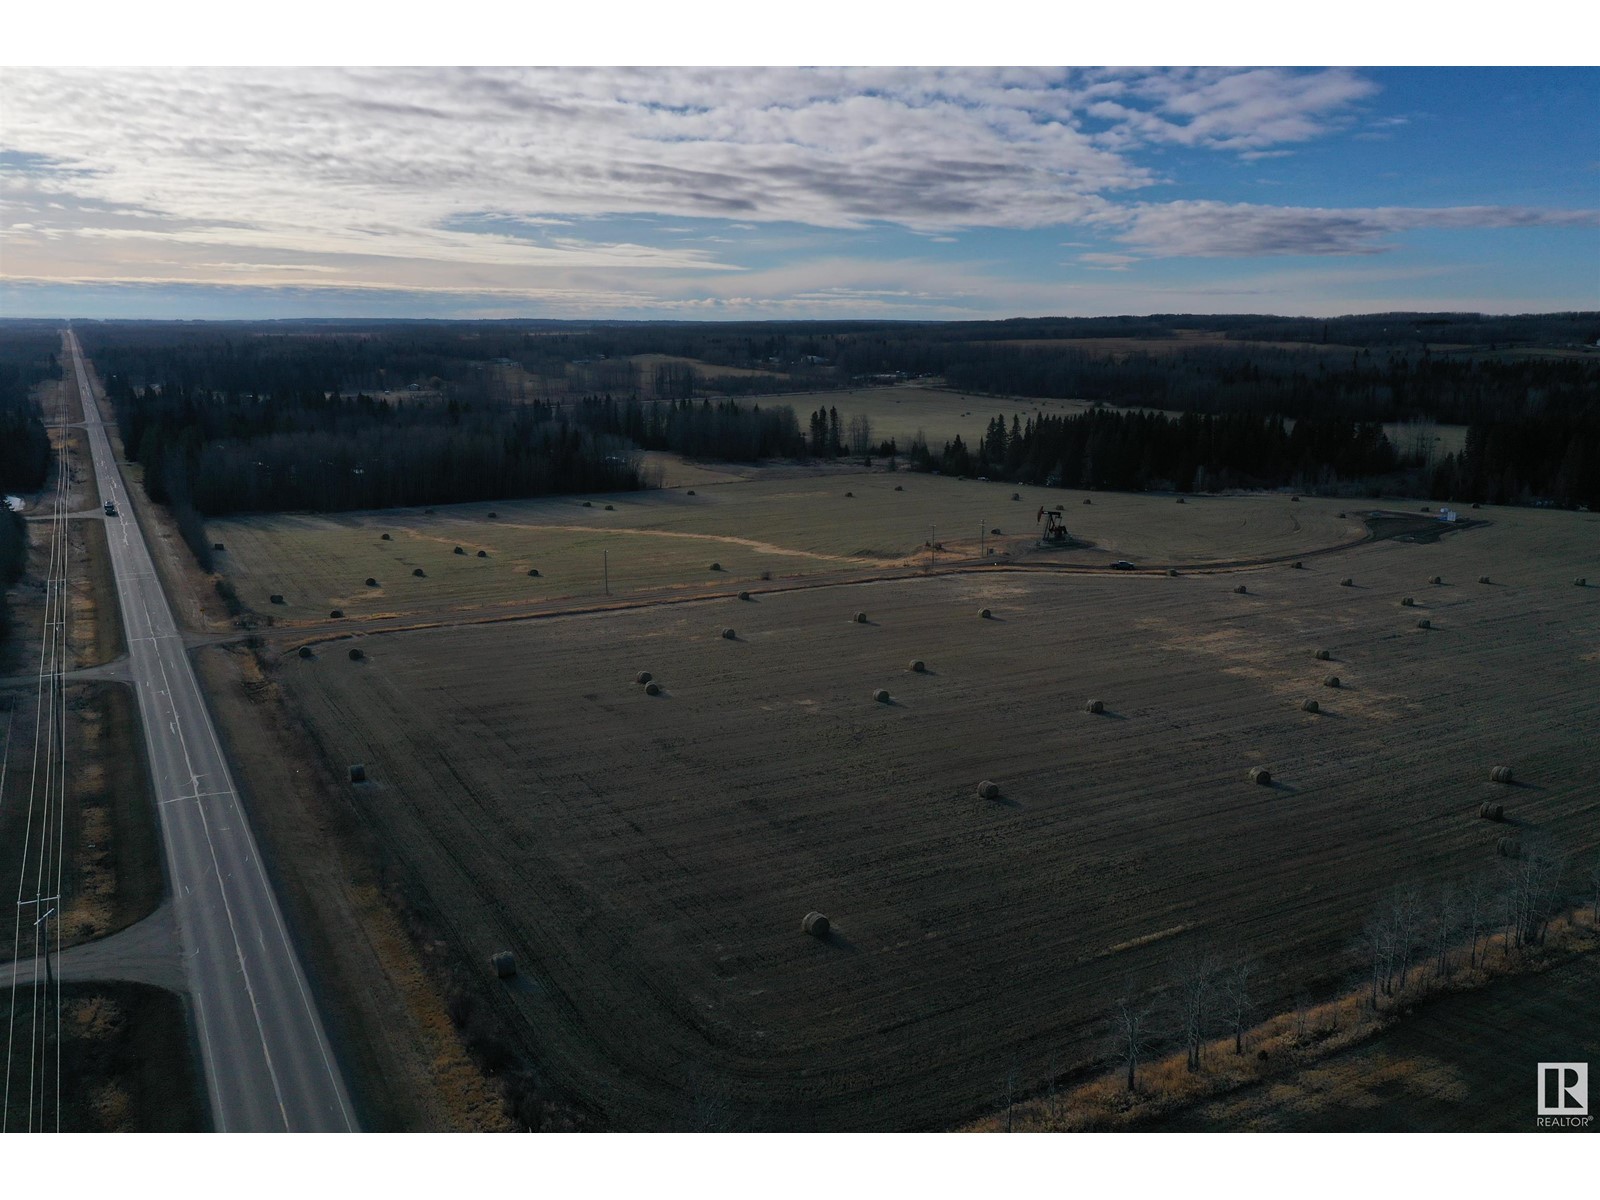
[2,63,1596,320]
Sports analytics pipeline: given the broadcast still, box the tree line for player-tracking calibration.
[1105,833,1592,1102]
[910,407,1410,494]
[105,377,648,562]
[0,324,62,651]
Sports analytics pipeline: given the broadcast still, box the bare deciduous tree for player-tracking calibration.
[1429,882,1460,982]
[1461,871,1492,970]
[1113,982,1154,1094]
[1174,945,1220,1072]
[1222,960,1256,1055]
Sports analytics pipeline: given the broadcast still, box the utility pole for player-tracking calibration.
[928,524,935,573]
[603,549,610,596]
[980,521,985,559]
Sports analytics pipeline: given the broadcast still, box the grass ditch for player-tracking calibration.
[0,682,161,960]
[0,982,204,1131]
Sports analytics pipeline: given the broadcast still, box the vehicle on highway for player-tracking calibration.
[1110,560,1135,570]
[103,499,117,516]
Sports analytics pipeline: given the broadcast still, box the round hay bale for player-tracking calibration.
[582,501,592,508]
[330,609,343,618]
[453,546,465,555]
[1490,803,1505,821]
[1429,575,1443,585]
[1471,502,1480,509]
[1401,596,1414,607]
[644,680,662,696]
[1084,698,1104,714]
[894,484,904,491]
[1290,496,1299,503]
[1249,767,1272,785]
[1082,498,1092,505]
[1176,497,1185,504]
[348,647,363,661]
[1322,675,1341,688]
[528,568,539,577]
[844,491,854,498]
[1416,618,1431,629]
[802,912,830,937]
[854,611,867,624]
[1337,512,1346,519]
[1489,765,1514,784]
[297,646,313,660]
[488,512,498,519]
[1478,801,1489,819]
[491,951,516,979]
[1300,698,1319,713]
[1315,649,1331,660]
[738,590,751,601]
[686,489,696,496]
[1478,575,1491,584]
[348,763,366,783]
[978,607,991,619]
[413,568,426,577]
[709,562,722,571]
[476,549,488,558]
[634,670,653,685]
[1291,561,1303,569]
[1233,584,1248,594]
[605,504,615,511]
[213,542,225,551]
[873,688,890,703]
[269,594,285,605]
[1496,836,1521,859]
[1012,492,1021,501]
[1340,577,1354,587]
[909,659,926,673]
[365,577,378,587]
[1574,577,1587,587]
[721,627,736,640]
[977,780,1000,800]
[381,533,391,540]
[990,527,1002,536]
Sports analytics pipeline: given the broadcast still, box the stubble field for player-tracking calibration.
[209,475,1367,629]
[257,489,1598,1129]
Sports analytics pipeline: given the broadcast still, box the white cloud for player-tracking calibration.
[1113,201,1600,258]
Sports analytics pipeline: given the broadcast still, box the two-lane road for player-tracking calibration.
[67,327,355,1131]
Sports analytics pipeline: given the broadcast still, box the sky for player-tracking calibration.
[2,56,1597,321]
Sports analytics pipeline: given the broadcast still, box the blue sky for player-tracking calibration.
[1,65,1595,320]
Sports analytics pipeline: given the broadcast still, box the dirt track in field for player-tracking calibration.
[268,503,1599,1129]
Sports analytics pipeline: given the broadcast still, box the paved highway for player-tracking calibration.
[66,327,356,1131]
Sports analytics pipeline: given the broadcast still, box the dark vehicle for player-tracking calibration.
[103,500,117,516]
[1111,560,1135,570]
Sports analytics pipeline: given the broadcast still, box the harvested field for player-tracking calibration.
[267,502,1599,1130]
[208,475,1368,628]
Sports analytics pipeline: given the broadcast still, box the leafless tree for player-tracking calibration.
[1222,960,1256,1055]
[1589,847,1600,929]
[1174,945,1220,1072]
[1354,910,1390,1011]
[1461,871,1492,970]
[1003,1064,1018,1132]
[1385,885,1426,997]
[1044,1051,1062,1128]
[1428,882,1460,982]
[1112,981,1155,1094]
[846,413,873,458]
[1501,835,1567,951]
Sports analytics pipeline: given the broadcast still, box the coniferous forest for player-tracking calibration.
[43,312,1600,521]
